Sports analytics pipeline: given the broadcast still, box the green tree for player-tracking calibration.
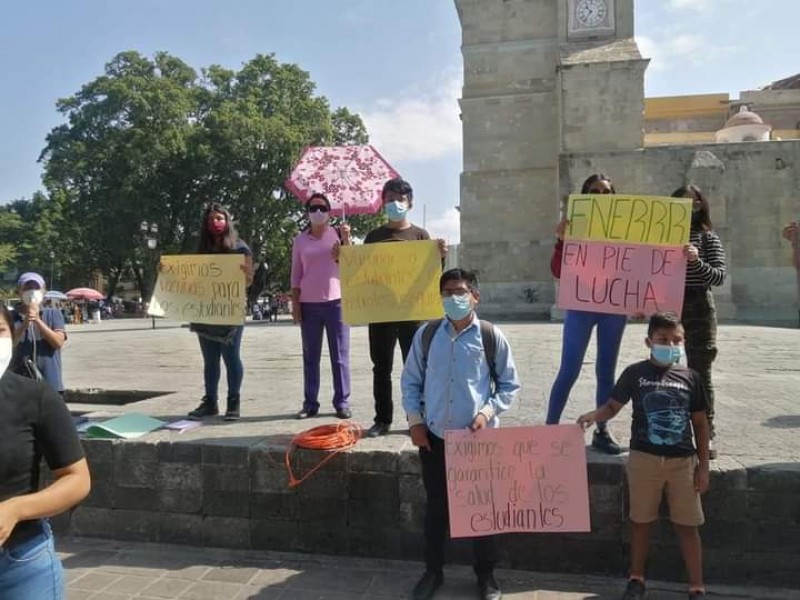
[38,51,375,297]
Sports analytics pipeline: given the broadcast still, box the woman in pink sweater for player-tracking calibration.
[291,193,352,419]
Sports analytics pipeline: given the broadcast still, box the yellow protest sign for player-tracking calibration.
[565,194,692,246]
[148,254,246,325]
[340,240,443,325]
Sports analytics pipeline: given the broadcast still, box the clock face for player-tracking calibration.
[576,0,608,28]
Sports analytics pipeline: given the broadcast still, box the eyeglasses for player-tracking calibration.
[308,205,330,213]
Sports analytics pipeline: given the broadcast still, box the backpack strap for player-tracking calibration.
[421,318,445,375]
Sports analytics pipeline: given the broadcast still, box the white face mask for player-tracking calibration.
[0,337,12,376]
[22,289,44,305]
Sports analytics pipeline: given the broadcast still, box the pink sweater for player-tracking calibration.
[290,228,342,303]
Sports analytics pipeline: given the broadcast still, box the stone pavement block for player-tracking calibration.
[203,565,260,584]
[202,516,251,548]
[68,570,121,591]
[233,587,283,600]
[103,574,160,594]
[180,580,247,600]
[140,577,193,598]
[248,566,302,588]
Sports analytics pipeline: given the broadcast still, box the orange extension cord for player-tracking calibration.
[285,421,363,488]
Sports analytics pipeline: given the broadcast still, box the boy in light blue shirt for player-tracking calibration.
[402,268,521,600]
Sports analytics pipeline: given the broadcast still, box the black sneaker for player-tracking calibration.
[335,407,352,419]
[688,590,706,599]
[478,573,502,600]
[297,408,319,419]
[411,570,443,600]
[592,427,622,455]
[366,422,390,437]
[188,397,219,419]
[622,579,646,600]
[224,397,240,421]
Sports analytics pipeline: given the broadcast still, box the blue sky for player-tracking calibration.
[1,0,797,243]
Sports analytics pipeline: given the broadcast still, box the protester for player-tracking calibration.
[363,177,446,438]
[187,203,254,421]
[291,193,352,420]
[402,268,520,600]
[546,174,627,454]
[578,311,710,599]
[0,302,91,599]
[12,272,67,394]
[672,185,726,459]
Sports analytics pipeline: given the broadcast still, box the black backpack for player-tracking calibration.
[420,318,499,392]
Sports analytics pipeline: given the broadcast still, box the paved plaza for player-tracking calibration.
[57,316,800,599]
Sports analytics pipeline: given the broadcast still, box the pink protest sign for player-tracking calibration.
[444,425,590,538]
[557,240,687,316]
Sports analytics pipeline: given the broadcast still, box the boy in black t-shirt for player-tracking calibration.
[578,312,711,600]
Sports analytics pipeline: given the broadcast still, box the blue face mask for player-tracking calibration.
[651,344,684,366]
[442,293,473,321]
[385,200,408,222]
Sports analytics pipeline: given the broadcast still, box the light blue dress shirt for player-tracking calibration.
[401,316,521,439]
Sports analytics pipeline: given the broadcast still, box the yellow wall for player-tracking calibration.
[645,94,730,120]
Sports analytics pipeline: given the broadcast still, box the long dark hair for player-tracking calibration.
[198,202,238,253]
[581,173,616,194]
[671,184,712,231]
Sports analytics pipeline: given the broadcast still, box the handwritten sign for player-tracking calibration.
[148,254,246,325]
[444,425,590,538]
[339,240,443,325]
[558,194,691,316]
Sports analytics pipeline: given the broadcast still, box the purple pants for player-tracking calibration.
[300,300,351,411]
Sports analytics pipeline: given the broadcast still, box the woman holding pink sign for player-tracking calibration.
[672,184,726,459]
[546,174,627,455]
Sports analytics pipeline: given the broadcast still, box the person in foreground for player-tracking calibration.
[402,269,521,600]
[577,312,710,600]
[0,303,91,599]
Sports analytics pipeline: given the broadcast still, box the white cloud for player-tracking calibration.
[637,33,734,72]
[360,74,462,162]
[425,207,460,245]
[668,0,715,11]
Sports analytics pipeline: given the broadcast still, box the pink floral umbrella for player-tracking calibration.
[66,287,104,301]
[285,145,400,217]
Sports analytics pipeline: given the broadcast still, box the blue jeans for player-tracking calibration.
[198,326,244,401]
[546,310,627,425]
[0,520,63,600]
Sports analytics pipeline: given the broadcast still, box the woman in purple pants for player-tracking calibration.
[291,193,352,419]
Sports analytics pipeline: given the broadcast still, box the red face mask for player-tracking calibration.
[209,219,227,234]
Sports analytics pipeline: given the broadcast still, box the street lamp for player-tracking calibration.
[140,221,159,329]
[49,251,55,289]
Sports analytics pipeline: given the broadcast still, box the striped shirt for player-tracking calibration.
[685,228,726,289]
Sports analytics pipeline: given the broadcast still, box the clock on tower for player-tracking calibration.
[568,0,616,40]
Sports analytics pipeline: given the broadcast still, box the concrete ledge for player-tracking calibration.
[49,437,800,588]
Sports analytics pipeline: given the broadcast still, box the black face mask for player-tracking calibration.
[691,211,704,229]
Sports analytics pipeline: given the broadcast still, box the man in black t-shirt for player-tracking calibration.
[363,178,446,438]
[577,312,710,600]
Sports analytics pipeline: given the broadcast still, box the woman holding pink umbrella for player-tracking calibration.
[291,193,352,419]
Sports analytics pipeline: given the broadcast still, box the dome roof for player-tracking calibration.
[722,105,766,129]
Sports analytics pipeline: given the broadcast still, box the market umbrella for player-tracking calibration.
[66,287,104,301]
[285,145,400,217]
[44,290,68,300]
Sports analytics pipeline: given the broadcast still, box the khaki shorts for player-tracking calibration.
[626,450,704,526]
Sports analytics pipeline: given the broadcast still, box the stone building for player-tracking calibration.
[455,0,800,322]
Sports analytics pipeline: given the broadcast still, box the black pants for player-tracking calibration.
[682,288,718,437]
[420,433,497,576]
[368,320,421,425]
